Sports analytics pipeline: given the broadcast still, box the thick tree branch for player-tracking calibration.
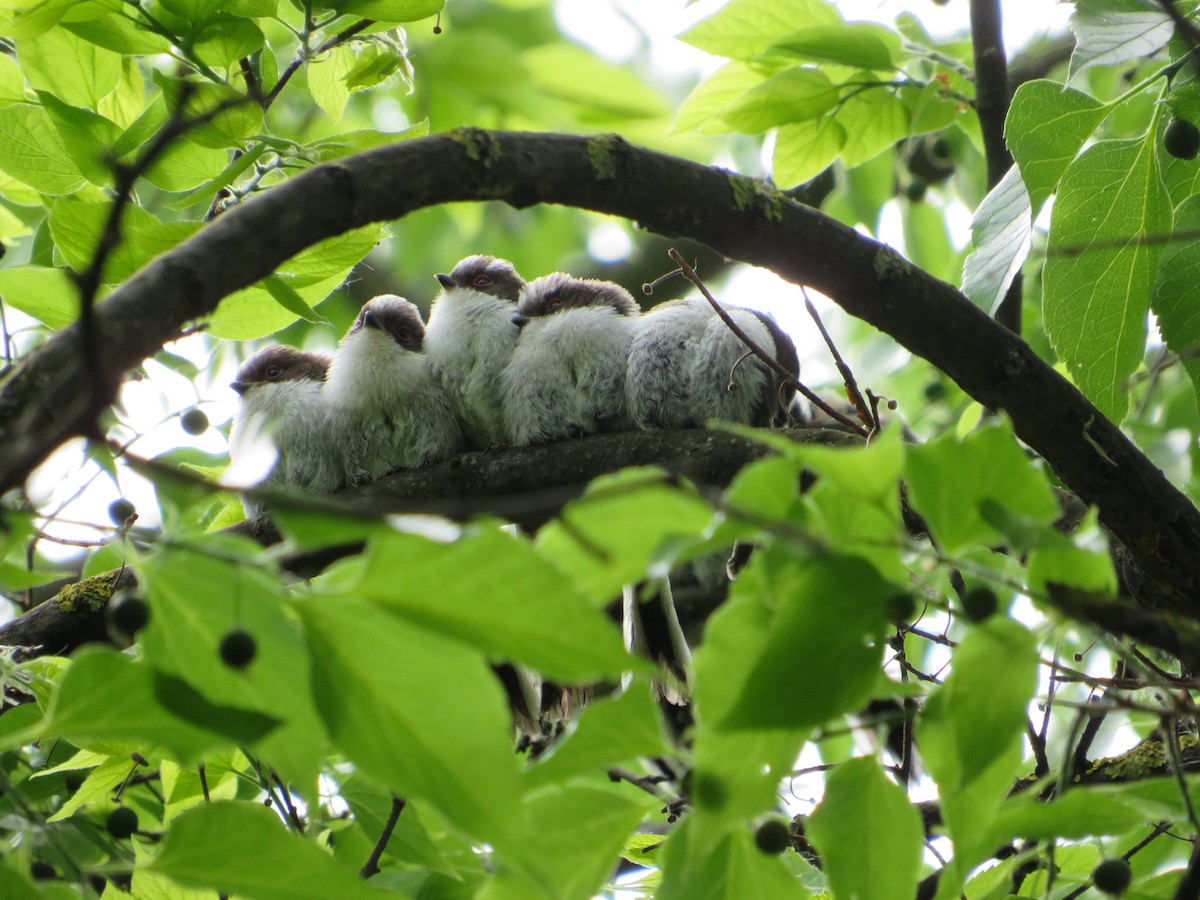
[0,130,1197,620]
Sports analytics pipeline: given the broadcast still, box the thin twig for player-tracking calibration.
[265,19,376,109]
[666,249,868,437]
[360,795,404,878]
[199,765,211,803]
[803,293,873,429]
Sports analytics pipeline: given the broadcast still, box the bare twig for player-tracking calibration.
[804,293,874,430]
[666,249,869,436]
[360,795,404,878]
[265,19,376,109]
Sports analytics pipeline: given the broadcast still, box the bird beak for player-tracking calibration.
[230,380,248,396]
[361,309,379,331]
[435,273,453,288]
[512,314,528,328]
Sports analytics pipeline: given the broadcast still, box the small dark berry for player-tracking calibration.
[691,771,727,811]
[30,860,56,880]
[961,586,998,622]
[433,24,442,33]
[108,498,136,526]
[220,629,257,670]
[180,408,209,436]
[106,806,138,839]
[1092,857,1132,895]
[905,182,927,202]
[885,592,917,624]
[1165,119,1200,161]
[754,819,791,855]
[107,592,150,638]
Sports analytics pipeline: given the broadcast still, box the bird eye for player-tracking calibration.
[473,274,493,289]
[396,326,411,344]
[265,365,283,379]
[545,296,563,313]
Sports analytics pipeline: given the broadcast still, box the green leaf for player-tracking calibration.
[680,0,842,61]
[1068,0,1173,84]
[772,117,844,187]
[0,54,27,106]
[0,0,78,40]
[1026,531,1118,597]
[37,91,121,186]
[717,67,840,133]
[28,647,228,761]
[45,754,130,823]
[322,0,444,22]
[142,138,229,192]
[917,619,1038,793]
[961,165,1032,315]
[261,274,328,325]
[17,25,121,109]
[807,757,924,900]
[902,183,965,285]
[534,468,714,603]
[674,61,770,135]
[766,23,897,70]
[1006,80,1108,215]
[49,197,201,283]
[343,41,409,93]
[524,685,669,788]
[139,546,328,784]
[718,553,892,730]
[151,801,383,900]
[1043,137,1170,424]
[0,560,70,590]
[0,102,86,194]
[495,781,658,899]
[905,420,1060,556]
[1154,194,1200,403]
[658,823,808,900]
[158,0,227,23]
[836,84,911,168]
[0,266,78,328]
[0,863,41,900]
[355,528,632,681]
[307,44,355,121]
[300,594,523,845]
[206,273,345,339]
[524,42,669,122]
[193,15,265,72]
[62,12,174,56]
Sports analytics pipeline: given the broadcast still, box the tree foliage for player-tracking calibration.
[2,0,1200,898]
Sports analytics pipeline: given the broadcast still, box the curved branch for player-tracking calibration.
[0,130,1198,617]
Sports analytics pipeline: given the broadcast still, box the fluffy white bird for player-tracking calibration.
[625,298,714,430]
[425,255,526,448]
[501,273,640,446]
[690,308,799,427]
[229,345,334,514]
[324,294,465,486]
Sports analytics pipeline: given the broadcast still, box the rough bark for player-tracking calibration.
[0,130,1198,621]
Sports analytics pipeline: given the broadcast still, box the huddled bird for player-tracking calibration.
[501,272,640,446]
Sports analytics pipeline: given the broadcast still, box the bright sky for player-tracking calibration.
[22,0,1077,556]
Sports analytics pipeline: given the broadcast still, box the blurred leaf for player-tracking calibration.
[658,822,807,900]
[308,44,355,121]
[28,647,228,762]
[152,800,382,900]
[523,42,669,122]
[0,266,78,328]
[323,0,444,22]
[534,468,714,603]
[356,528,632,681]
[674,61,769,135]
[906,420,1062,556]
[17,25,122,109]
[0,102,86,194]
[193,15,265,72]
[680,0,842,61]
[1154,193,1200,403]
[807,757,924,900]
[1044,137,1169,424]
[717,67,839,133]
[766,22,898,70]
[300,594,523,846]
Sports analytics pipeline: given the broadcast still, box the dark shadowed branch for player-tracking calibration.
[0,130,1197,622]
